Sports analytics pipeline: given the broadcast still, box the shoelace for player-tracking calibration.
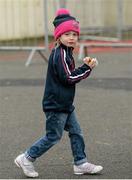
[82,163,96,172]
[23,158,36,172]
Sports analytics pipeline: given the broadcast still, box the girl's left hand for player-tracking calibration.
[83,57,98,69]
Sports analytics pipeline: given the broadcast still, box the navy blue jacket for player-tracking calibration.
[42,43,92,113]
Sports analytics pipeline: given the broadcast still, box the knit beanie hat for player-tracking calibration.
[53,8,80,40]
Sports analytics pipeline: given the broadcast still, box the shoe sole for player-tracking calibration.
[74,167,103,175]
[74,172,84,175]
[14,159,21,168]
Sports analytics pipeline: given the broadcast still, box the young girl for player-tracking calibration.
[14,8,103,178]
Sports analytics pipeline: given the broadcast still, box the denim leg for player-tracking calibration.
[25,111,68,161]
[65,111,87,165]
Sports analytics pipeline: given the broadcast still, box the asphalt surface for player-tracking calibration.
[0,50,132,179]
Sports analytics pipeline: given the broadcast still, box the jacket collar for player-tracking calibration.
[60,43,74,52]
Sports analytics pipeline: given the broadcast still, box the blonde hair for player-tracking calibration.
[54,38,61,48]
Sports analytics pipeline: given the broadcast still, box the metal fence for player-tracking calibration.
[0,0,49,66]
[61,0,132,59]
[0,0,132,63]
[61,0,132,40]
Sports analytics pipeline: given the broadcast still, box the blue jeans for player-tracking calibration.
[25,110,87,165]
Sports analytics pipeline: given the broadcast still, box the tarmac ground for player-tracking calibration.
[0,50,132,179]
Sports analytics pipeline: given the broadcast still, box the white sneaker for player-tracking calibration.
[74,162,103,175]
[14,153,39,178]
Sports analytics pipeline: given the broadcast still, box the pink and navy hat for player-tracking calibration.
[53,8,80,40]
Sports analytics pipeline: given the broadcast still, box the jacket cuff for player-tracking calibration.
[82,63,92,71]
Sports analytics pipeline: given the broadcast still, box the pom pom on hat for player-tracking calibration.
[53,8,80,40]
[56,8,70,16]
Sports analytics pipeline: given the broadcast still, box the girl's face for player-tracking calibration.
[59,31,78,48]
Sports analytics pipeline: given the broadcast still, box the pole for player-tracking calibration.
[59,0,66,8]
[117,0,123,40]
[43,0,49,51]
